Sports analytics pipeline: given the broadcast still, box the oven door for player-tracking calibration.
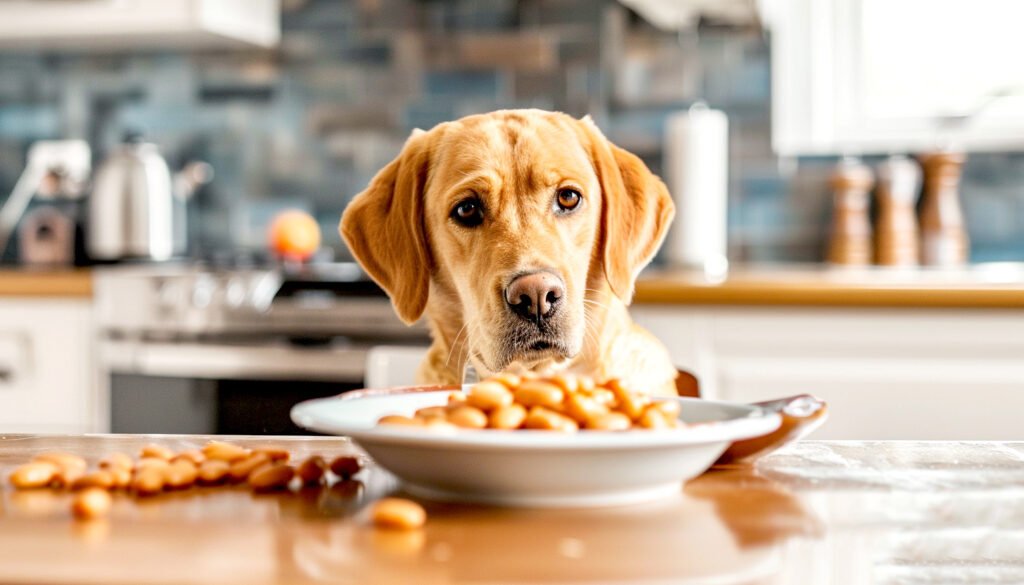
[100,339,374,435]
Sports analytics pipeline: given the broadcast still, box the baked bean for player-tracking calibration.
[249,463,294,491]
[197,460,231,485]
[9,462,59,489]
[107,466,133,490]
[372,498,426,530]
[489,372,522,389]
[525,406,579,432]
[296,456,327,486]
[564,393,610,425]
[202,441,251,463]
[467,381,514,411]
[329,455,363,479]
[378,415,423,427]
[422,418,459,433]
[99,452,134,471]
[585,411,633,431]
[586,387,617,408]
[514,380,565,409]
[447,405,488,429]
[34,453,87,474]
[489,403,527,430]
[172,450,206,466]
[650,399,682,421]
[638,408,672,429]
[252,446,290,463]
[577,375,596,393]
[72,470,115,491]
[132,467,165,496]
[140,444,175,461]
[228,452,271,483]
[164,460,198,490]
[414,406,448,420]
[607,380,650,420]
[549,373,580,394]
[136,457,170,471]
[72,488,112,520]
[52,467,85,489]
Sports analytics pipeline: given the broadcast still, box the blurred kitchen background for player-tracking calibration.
[1,0,1022,440]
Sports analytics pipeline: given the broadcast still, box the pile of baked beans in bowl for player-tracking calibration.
[377,373,682,432]
[290,373,782,507]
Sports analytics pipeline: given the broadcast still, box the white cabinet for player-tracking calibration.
[768,0,1024,154]
[0,0,280,50]
[0,298,96,433]
[633,305,1024,440]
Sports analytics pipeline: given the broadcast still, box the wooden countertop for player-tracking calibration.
[0,269,92,298]
[4,264,1024,307]
[635,264,1024,308]
[0,435,1019,584]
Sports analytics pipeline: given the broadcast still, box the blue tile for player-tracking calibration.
[0,0,1023,262]
[423,71,503,98]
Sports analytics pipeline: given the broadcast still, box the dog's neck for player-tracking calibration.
[418,277,633,384]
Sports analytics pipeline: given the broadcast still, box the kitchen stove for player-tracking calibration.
[95,260,429,435]
[94,261,425,341]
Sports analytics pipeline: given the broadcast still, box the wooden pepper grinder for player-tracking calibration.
[875,155,921,266]
[827,157,875,265]
[918,151,969,266]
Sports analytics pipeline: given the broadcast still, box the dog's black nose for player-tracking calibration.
[505,271,565,322]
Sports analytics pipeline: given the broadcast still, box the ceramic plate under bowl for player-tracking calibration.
[291,388,781,507]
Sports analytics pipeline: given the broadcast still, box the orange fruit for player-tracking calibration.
[268,210,321,261]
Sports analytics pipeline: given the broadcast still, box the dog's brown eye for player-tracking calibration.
[451,198,484,227]
[556,188,582,213]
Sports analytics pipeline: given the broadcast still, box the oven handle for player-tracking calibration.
[100,340,368,383]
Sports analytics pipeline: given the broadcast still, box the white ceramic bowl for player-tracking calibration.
[291,388,781,507]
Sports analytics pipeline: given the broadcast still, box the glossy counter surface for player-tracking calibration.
[635,264,1024,308]
[0,435,1020,584]
[0,269,92,297]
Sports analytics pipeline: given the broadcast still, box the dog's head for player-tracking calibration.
[341,110,673,375]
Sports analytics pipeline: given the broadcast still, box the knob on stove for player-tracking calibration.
[191,275,215,309]
[225,277,247,308]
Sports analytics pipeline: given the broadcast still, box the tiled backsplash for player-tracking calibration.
[1,0,1023,263]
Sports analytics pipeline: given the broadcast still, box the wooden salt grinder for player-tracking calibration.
[827,158,874,265]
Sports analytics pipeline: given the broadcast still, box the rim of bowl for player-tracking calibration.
[291,390,782,451]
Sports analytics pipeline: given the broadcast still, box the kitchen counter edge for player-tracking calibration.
[634,267,1024,309]
[0,269,93,298]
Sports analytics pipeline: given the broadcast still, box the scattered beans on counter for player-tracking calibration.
[329,456,363,480]
[296,456,327,486]
[201,441,251,463]
[197,459,231,486]
[5,441,374,523]
[371,498,427,530]
[140,444,175,461]
[248,462,295,492]
[9,462,59,489]
[228,452,271,483]
[71,488,112,520]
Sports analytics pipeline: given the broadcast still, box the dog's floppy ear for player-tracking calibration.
[340,129,433,324]
[579,116,675,303]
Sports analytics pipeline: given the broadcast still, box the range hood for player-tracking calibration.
[0,0,280,50]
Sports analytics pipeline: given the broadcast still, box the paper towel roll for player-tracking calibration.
[663,104,729,274]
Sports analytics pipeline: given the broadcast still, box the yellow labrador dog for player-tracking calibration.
[341,109,678,396]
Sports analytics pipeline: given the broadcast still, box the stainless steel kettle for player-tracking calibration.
[88,134,178,261]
